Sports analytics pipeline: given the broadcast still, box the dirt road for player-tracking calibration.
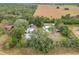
[0,49,8,55]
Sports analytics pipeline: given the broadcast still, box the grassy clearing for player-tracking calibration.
[48,32,66,42]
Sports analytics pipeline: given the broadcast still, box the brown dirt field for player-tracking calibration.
[34,5,79,19]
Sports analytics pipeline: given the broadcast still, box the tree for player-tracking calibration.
[14,19,28,29]
[56,6,60,9]
[26,29,53,53]
[60,38,72,47]
[54,19,64,29]
[9,19,28,48]
[60,25,70,37]
[0,15,4,23]
[11,26,25,39]
[9,36,18,48]
[1,19,9,24]
[33,16,44,27]
[10,19,28,39]
[0,28,5,35]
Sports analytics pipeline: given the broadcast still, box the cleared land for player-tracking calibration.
[34,5,79,19]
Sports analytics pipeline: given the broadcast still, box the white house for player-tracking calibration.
[24,24,36,40]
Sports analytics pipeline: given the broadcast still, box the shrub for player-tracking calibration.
[56,6,60,9]
[10,19,28,39]
[9,36,18,48]
[14,19,28,29]
[0,28,5,35]
[64,8,69,10]
[16,39,26,48]
[10,26,25,39]
[61,15,79,24]
[60,25,70,37]
[60,38,72,47]
[33,16,44,27]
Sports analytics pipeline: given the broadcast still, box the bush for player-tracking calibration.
[54,19,64,28]
[1,19,9,24]
[16,39,26,48]
[61,15,79,24]
[0,28,5,35]
[60,38,72,48]
[64,8,69,10]
[10,26,25,39]
[33,16,44,27]
[9,36,18,48]
[56,6,60,9]
[14,19,28,29]
[10,19,28,39]
[60,25,70,37]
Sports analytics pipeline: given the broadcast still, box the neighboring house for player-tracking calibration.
[0,24,14,31]
[43,25,50,32]
[4,24,14,31]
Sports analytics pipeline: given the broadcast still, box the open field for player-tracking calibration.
[34,5,79,19]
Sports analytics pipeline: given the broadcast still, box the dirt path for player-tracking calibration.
[0,49,8,55]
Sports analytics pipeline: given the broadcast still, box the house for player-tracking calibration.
[43,25,50,32]
[24,24,36,40]
[4,24,14,31]
[25,24,36,33]
[0,24,14,31]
